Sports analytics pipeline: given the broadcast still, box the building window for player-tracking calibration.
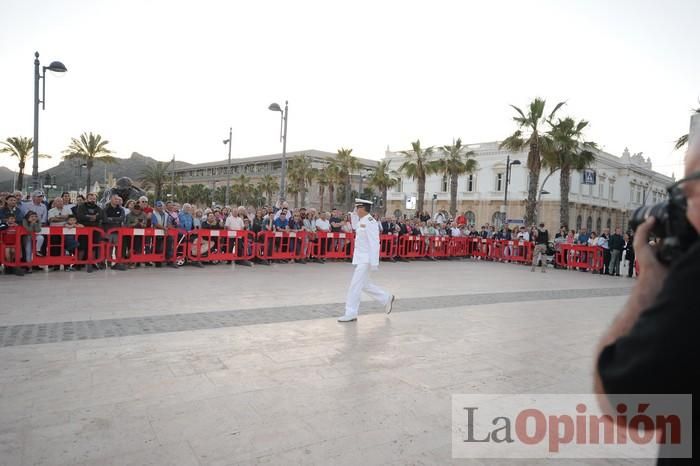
[586,216,593,231]
[598,182,604,198]
[441,175,448,193]
[466,174,475,192]
[396,177,402,193]
[576,215,582,230]
[606,218,612,229]
[495,173,504,192]
[466,211,476,225]
[596,217,602,233]
[635,188,641,204]
[609,183,615,201]
[588,184,593,196]
[492,211,503,227]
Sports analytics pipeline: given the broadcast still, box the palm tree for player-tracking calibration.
[368,160,398,217]
[0,136,50,192]
[231,174,252,206]
[316,170,329,212]
[324,162,343,209]
[431,138,477,217]
[257,175,279,206]
[542,117,597,228]
[334,148,360,211]
[674,105,700,150]
[62,132,116,193]
[287,154,316,208]
[139,161,173,200]
[399,139,435,213]
[500,98,565,223]
[187,184,210,206]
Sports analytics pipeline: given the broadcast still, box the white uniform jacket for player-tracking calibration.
[351,212,380,267]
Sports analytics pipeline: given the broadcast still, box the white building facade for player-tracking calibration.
[384,142,674,232]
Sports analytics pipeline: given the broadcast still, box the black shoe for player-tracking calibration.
[14,268,24,276]
[113,264,127,271]
[236,260,253,267]
[86,264,94,273]
[191,261,204,268]
[50,266,61,272]
[166,262,178,269]
[155,263,163,268]
[32,266,42,271]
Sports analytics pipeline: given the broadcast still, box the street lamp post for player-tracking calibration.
[32,51,67,190]
[268,101,288,203]
[223,127,232,206]
[503,155,521,226]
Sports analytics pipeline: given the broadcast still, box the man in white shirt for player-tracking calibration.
[48,197,73,226]
[516,227,530,241]
[338,199,395,322]
[225,207,252,266]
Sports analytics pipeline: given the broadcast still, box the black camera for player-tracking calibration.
[629,181,698,264]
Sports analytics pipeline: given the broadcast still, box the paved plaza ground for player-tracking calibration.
[0,259,652,465]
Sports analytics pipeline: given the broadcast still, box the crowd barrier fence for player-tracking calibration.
[1,228,625,276]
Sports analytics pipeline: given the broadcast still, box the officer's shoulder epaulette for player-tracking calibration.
[368,217,376,222]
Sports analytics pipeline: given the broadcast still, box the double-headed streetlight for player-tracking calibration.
[503,155,521,226]
[268,101,288,203]
[33,51,67,190]
[223,127,232,206]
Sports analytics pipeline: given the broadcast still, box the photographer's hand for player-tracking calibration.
[633,217,669,294]
[594,216,669,407]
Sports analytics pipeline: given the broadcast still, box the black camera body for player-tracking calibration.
[629,183,698,264]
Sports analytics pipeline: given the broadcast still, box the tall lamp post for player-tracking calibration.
[223,127,232,206]
[268,101,288,203]
[33,51,67,190]
[503,155,521,226]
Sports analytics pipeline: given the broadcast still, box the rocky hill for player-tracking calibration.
[0,152,192,192]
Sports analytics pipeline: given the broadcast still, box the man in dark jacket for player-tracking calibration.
[608,227,625,276]
[596,114,700,465]
[103,194,126,271]
[75,192,103,272]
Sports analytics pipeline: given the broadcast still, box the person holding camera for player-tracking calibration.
[595,115,699,465]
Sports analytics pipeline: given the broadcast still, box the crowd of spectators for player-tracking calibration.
[0,191,637,277]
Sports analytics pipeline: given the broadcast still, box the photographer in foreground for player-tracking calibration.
[595,115,699,465]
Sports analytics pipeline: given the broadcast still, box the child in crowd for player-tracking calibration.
[22,211,44,272]
[1,214,24,275]
[63,215,82,271]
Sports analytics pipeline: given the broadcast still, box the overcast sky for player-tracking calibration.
[1,0,697,177]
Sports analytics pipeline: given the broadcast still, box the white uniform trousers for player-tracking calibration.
[344,263,391,317]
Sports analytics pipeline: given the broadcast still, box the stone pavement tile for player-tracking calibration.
[0,430,23,466]
[187,419,320,465]
[22,416,158,466]
[75,441,200,466]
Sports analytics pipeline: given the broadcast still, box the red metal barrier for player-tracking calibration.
[499,240,533,263]
[187,229,255,262]
[468,237,490,259]
[555,244,603,271]
[448,236,470,258]
[379,234,398,259]
[106,227,180,264]
[426,235,450,258]
[398,235,427,258]
[313,232,354,260]
[256,231,309,261]
[0,226,105,268]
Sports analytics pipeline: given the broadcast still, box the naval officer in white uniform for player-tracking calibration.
[338,199,395,322]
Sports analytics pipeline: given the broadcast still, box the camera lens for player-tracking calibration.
[628,201,669,237]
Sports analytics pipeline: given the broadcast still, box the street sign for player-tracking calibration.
[506,218,525,225]
[406,196,416,210]
[582,169,597,185]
